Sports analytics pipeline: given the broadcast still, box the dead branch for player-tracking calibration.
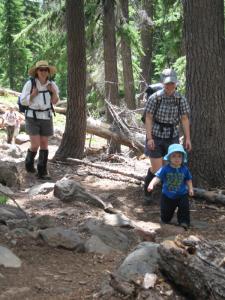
[66,157,145,181]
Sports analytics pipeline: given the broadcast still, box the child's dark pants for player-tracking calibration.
[160,194,190,225]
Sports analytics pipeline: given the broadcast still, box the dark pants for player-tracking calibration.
[160,193,190,225]
[6,125,15,144]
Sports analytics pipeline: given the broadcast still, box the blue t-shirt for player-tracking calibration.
[155,164,192,199]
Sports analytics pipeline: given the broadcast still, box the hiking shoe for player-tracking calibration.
[179,223,189,230]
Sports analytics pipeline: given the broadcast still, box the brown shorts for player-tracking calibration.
[25,117,53,136]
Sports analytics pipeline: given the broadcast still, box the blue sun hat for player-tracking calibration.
[164,144,187,163]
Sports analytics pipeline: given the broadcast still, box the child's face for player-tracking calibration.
[169,152,183,167]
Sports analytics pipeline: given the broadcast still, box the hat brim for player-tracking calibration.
[164,151,187,163]
[28,65,57,77]
[163,76,178,84]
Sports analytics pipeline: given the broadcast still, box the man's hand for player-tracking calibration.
[147,139,155,150]
[185,139,192,152]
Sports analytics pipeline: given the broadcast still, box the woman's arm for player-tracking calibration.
[181,114,192,151]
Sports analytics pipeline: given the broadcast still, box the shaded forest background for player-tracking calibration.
[0,0,225,188]
[0,0,185,103]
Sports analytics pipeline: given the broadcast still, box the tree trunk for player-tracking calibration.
[102,0,120,153]
[139,0,154,97]
[158,236,225,300]
[54,0,86,160]
[183,0,225,187]
[120,0,136,110]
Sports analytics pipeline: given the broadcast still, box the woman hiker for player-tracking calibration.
[20,60,59,179]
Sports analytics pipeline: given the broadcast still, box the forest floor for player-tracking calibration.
[1,140,225,300]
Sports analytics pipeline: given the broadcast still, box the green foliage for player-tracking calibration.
[0,0,29,90]
[153,0,183,73]
[86,88,104,117]
[0,0,188,113]
[0,195,8,204]
[173,56,186,94]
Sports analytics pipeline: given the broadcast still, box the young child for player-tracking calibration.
[0,107,19,144]
[147,143,194,229]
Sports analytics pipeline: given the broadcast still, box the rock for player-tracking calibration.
[0,205,26,223]
[80,217,139,252]
[39,227,84,250]
[0,246,21,268]
[28,182,55,197]
[15,133,30,145]
[85,235,115,254]
[0,161,22,188]
[116,242,160,281]
[54,178,108,209]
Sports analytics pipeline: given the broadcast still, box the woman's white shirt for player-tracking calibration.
[20,78,59,120]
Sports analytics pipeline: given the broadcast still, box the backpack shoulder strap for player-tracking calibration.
[174,93,182,118]
[30,77,36,94]
[153,93,163,116]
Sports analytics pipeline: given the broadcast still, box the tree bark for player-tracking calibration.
[139,0,154,96]
[120,0,136,110]
[158,236,225,300]
[102,0,120,153]
[183,0,225,187]
[54,0,86,160]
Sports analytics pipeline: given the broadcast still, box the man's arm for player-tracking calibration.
[186,179,194,196]
[145,112,154,150]
[181,114,192,151]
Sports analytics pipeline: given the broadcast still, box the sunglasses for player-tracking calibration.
[38,68,49,72]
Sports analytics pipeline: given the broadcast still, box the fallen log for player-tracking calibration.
[86,117,145,153]
[67,157,145,181]
[194,187,225,205]
[0,87,20,97]
[158,235,225,300]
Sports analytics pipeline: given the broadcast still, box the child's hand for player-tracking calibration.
[189,189,194,197]
[147,183,154,192]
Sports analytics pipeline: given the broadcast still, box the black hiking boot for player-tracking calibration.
[25,149,37,173]
[37,149,51,180]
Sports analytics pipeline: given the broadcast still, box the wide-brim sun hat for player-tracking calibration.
[28,60,57,77]
[164,143,187,163]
